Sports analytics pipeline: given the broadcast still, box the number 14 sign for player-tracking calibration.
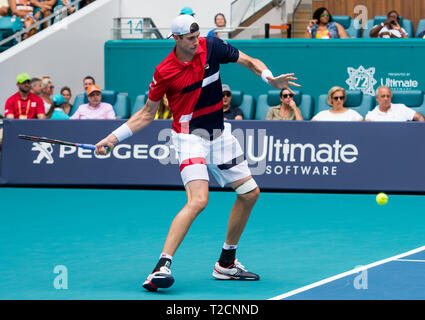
[121,18,144,39]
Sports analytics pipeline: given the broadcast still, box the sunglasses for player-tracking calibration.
[223,92,231,97]
[321,13,330,17]
[333,96,345,101]
[281,93,294,98]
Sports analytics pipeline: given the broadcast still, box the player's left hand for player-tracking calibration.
[267,73,301,93]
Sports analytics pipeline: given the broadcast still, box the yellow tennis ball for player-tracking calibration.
[376,192,388,205]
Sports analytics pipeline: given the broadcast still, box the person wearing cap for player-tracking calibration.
[95,14,300,292]
[179,6,194,16]
[46,94,70,119]
[222,84,243,120]
[5,73,45,119]
[70,85,116,120]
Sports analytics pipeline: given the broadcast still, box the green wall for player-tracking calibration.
[105,39,425,109]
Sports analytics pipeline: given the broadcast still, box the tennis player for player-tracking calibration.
[95,14,300,291]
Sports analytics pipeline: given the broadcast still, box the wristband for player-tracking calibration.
[261,69,274,85]
[112,123,133,142]
[307,26,312,33]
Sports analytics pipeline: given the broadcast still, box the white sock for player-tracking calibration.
[159,253,173,260]
[223,243,238,250]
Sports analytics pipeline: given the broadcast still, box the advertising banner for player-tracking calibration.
[1,119,425,192]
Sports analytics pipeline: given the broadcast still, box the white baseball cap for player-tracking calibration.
[169,14,199,37]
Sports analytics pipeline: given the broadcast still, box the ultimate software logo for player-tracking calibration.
[346,65,377,96]
[32,142,54,164]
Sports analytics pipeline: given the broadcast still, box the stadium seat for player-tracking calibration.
[131,94,148,115]
[70,90,131,119]
[0,17,23,52]
[315,90,373,118]
[390,90,425,116]
[255,90,314,120]
[363,16,413,38]
[332,15,361,38]
[229,90,255,119]
[416,19,425,37]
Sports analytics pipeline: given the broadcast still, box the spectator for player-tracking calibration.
[179,6,194,16]
[70,84,116,119]
[9,0,38,38]
[60,0,76,15]
[305,7,348,39]
[207,13,227,38]
[155,94,172,119]
[46,94,70,119]
[222,84,243,120]
[4,73,45,119]
[40,77,54,113]
[30,77,42,96]
[33,0,56,28]
[0,0,9,16]
[417,30,425,38]
[266,88,303,120]
[366,86,425,121]
[60,86,72,115]
[312,86,363,121]
[369,10,408,38]
[83,75,95,92]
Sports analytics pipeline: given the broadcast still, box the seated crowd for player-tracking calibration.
[0,0,96,39]
[1,69,425,152]
[306,7,425,39]
[3,72,425,122]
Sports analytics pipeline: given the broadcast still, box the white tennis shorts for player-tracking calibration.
[171,123,251,187]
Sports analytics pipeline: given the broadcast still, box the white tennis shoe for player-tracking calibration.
[213,259,260,281]
[142,266,175,291]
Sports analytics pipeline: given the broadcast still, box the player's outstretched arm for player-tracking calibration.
[95,99,160,155]
[236,50,301,93]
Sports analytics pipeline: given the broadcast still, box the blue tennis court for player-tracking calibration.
[1,187,424,300]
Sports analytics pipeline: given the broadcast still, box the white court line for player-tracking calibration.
[394,259,425,263]
[269,244,425,300]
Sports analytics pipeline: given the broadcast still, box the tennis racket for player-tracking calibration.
[18,134,109,152]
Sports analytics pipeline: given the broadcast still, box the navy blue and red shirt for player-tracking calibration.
[148,36,239,135]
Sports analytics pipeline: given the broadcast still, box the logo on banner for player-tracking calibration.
[32,142,54,164]
[346,65,377,96]
[380,72,418,91]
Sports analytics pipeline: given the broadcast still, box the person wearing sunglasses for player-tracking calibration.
[305,7,348,39]
[312,86,363,121]
[222,84,243,120]
[369,10,408,38]
[266,88,303,120]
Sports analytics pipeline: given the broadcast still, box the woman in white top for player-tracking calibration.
[369,10,408,39]
[312,86,363,121]
[40,77,54,114]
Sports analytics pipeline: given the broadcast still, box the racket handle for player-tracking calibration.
[77,144,110,153]
[77,143,96,150]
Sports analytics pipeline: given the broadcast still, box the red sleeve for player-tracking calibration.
[148,68,168,102]
[4,97,15,117]
[35,96,45,115]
